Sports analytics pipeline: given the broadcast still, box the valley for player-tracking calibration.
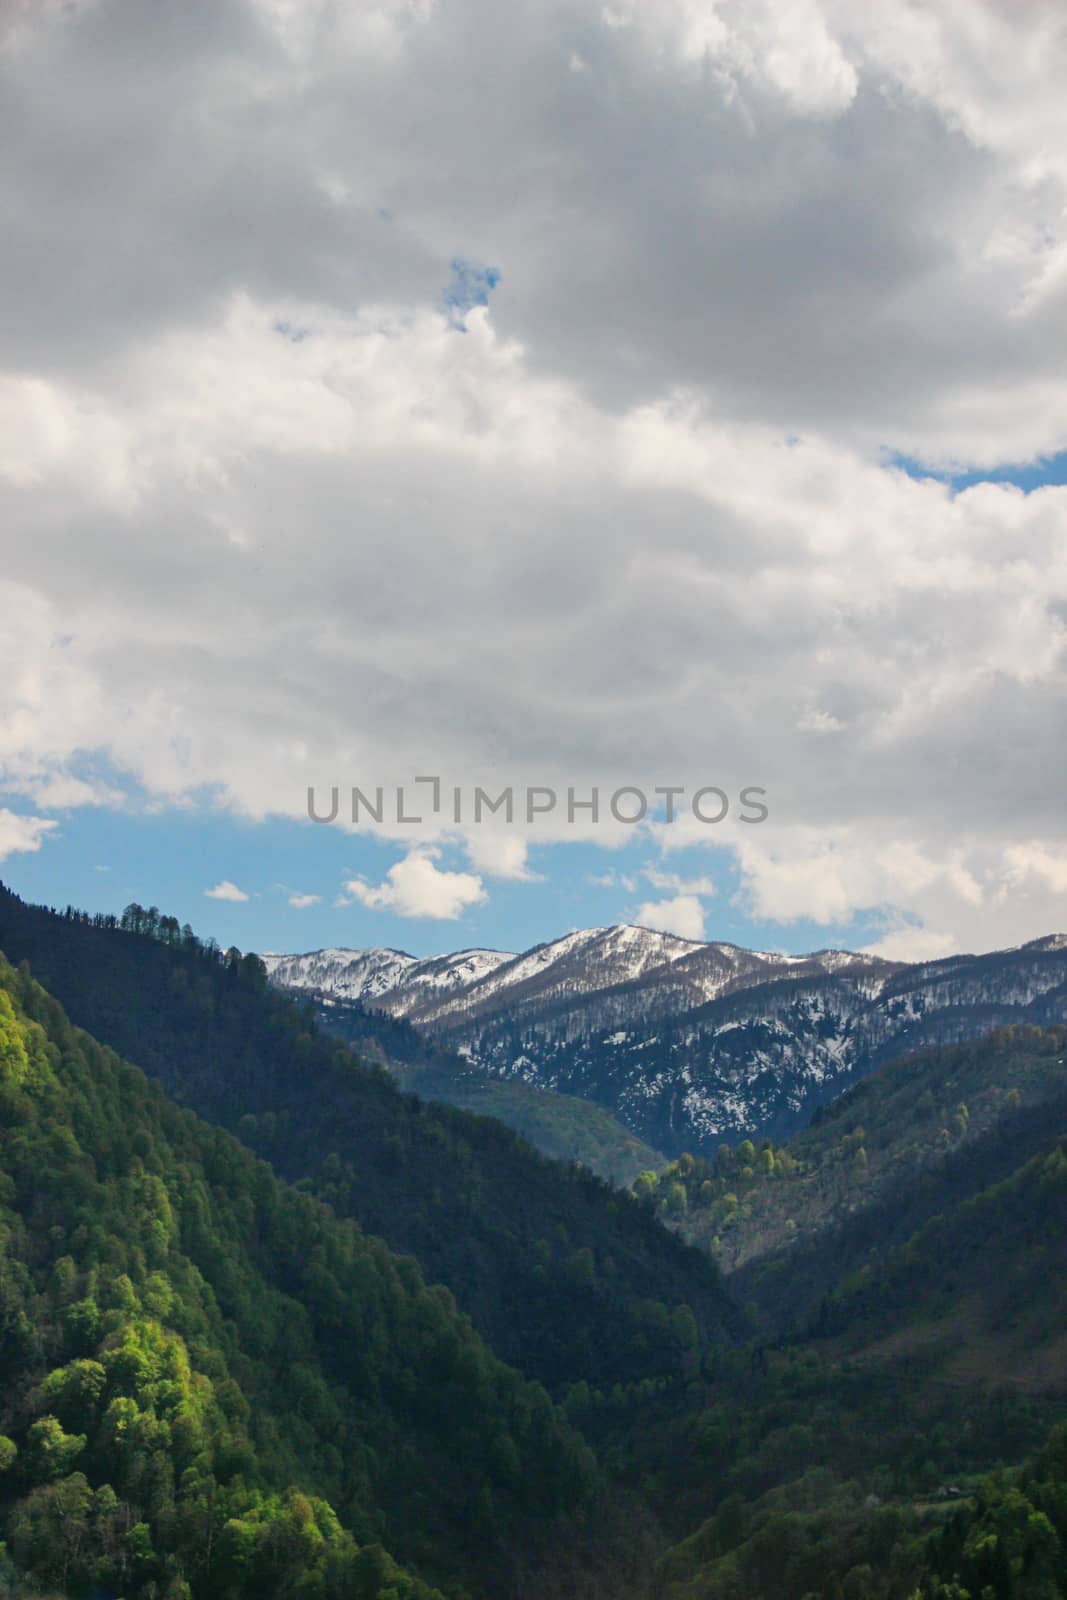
[1,883,1065,1600]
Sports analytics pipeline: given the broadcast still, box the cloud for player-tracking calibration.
[643,865,717,897]
[6,1,1067,458]
[0,808,56,862]
[1000,843,1067,898]
[463,833,541,881]
[205,880,250,902]
[288,891,322,909]
[729,831,988,926]
[861,923,960,964]
[342,848,487,920]
[633,865,717,941]
[633,894,707,942]
[589,869,637,892]
[797,706,844,735]
[0,1,1065,954]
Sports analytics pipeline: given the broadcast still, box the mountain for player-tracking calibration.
[652,1419,1067,1600]
[618,1028,1067,1600]
[263,926,886,1029]
[309,993,666,1187]
[651,1126,1067,1598]
[0,954,601,1600]
[262,945,514,1009]
[263,926,1067,1156]
[639,1024,1067,1337]
[0,884,740,1398]
[5,884,1067,1600]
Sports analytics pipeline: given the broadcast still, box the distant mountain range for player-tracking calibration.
[264,925,1067,1155]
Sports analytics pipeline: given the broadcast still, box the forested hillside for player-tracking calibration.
[810,1132,1067,1384]
[651,1422,1067,1600]
[0,956,608,1599]
[4,885,1066,1600]
[307,991,666,1186]
[600,1028,1067,1598]
[584,1118,1067,1600]
[635,1027,1067,1333]
[909,1425,1067,1600]
[0,885,740,1394]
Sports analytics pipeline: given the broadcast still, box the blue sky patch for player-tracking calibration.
[887,448,1067,495]
[444,258,502,327]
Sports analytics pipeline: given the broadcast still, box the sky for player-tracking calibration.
[2,0,1067,964]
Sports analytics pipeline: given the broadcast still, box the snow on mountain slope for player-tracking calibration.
[391,948,516,1006]
[406,924,703,1025]
[262,926,1067,1156]
[430,938,1067,1153]
[263,925,896,1026]
[262,946,418,1002]
[263,944,514,1013]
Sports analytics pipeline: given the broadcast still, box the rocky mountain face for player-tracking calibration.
[264,927,1067,1156]
[262,943,512,1004]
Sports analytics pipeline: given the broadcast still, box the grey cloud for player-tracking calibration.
[3,0,1065,455]
[2,0,1067,953]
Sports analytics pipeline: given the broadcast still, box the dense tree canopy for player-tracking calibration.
[0,957,597,1598]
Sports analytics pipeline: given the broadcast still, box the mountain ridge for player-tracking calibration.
[263,923,897,1025]
[264,926,1067,1155]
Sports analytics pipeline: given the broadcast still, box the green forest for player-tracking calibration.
[0,954,603,1598]
[1,883,1065,1599]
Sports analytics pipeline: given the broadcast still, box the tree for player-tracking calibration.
[9,1473,93,1590]
[633,1170,658,1203]
[24,1415,87,1483]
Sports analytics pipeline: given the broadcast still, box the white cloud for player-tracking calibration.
[633,894,707,942]
[609,0,859,120]
[861,923,961,964]
[342,848,487,920]
[729,831,989,926]
[1001,842,1067,897]
[205,880,250,902]
[0,305,1063,953]
[589,869,638,892]
[633,865,717,941]
[644,865,717,897]
[0,1,1065,953]
[0,808,56,862]
[288,890,322,908]
[463,833,541,881]
[797,706,844,735]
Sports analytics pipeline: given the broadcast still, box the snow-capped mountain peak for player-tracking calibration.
[261,946,419,1002]
[261,923,875,1024]
[262,925,1067,1155]
[264,943,515,1015]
